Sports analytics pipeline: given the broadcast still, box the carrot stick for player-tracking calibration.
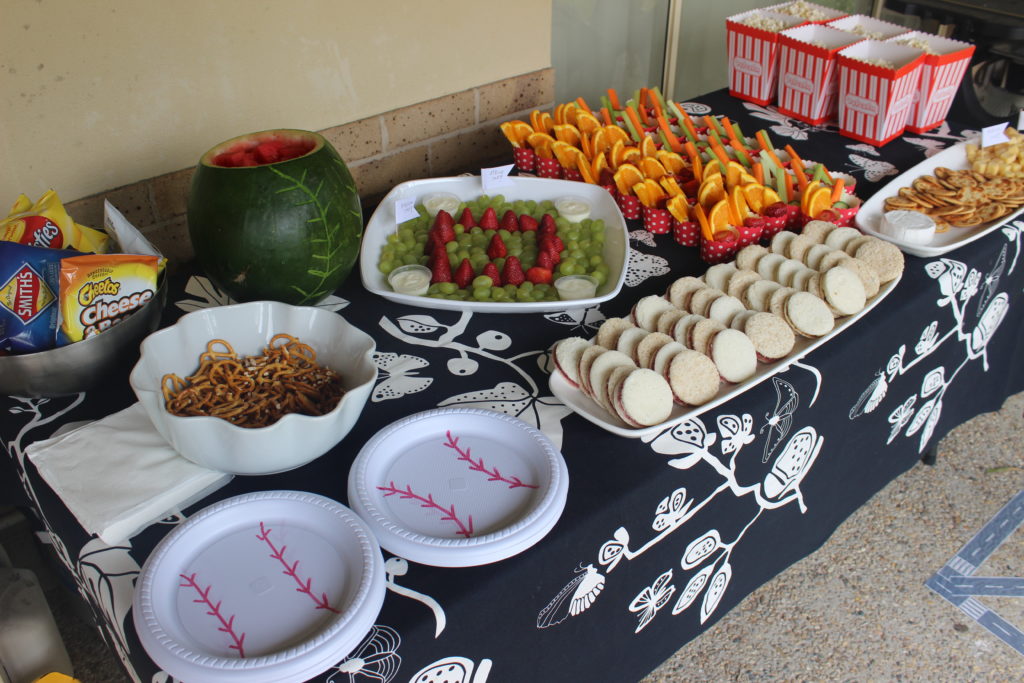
[693,203,714,242]
[709,140,732,168]
[784,173,795,204]
[784,144,804,168]
[721,117,740,147]
[624,106,646,142]
[607,88,622,111]
[637,92,651,126]
[575,97,594,117]
[753,162,764,185]
[830,178,845,204]
[684,141,703,181]
[600,107,613,126]
[656,114,682,154]
[731,139,753,168]
[791,161,809,191]
[679,113,699,143]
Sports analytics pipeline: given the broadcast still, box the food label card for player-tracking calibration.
[981,122,1009,147]
[481,164,514,193]
[394,198,419,224]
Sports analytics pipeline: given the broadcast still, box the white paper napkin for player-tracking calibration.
[27,402,232,545]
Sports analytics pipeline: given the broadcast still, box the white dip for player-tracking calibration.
[555,196,592,223]
[555,275,598,300]
[388,265,431,295]
[422,193,461,217]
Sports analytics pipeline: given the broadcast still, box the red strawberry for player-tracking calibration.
[519,214,538,232]
[501,255,526,286]
[479,207,499,230]
[486,233,508,260]
[539,213,558,236]
[453,258,474,289]
[458,206,476,228]
[430,248,453,283]
[432,209,455,232]
[535,250,553,270]
[540,234,565,256]
[500,209,519,232]
[526,266,553,285]
[763,202,789,218]
[481,262,501,287]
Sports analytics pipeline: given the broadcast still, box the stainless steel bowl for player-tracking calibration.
[0,280,168,397]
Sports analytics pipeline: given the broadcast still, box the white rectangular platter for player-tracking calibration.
[360,176,629,313]
[549,275,900,438]
[856,141,1023,258]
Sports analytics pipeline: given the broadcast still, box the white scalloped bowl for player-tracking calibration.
[130,301,377,475]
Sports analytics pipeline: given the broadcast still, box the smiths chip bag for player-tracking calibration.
[0,242,78,352]
[57,254,160,344]
[2,190,111,254]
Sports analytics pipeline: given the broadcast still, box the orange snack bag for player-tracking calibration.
[58,254,160,343]
[2,190,110,253]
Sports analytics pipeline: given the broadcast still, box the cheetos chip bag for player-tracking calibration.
[2,190,111,254]
[58,254,161,344]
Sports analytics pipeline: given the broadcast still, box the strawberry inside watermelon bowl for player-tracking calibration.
[187,129,363,306]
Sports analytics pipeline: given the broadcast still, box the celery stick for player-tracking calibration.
[651,86,670,113]
[776,169,787,202]
[812,163,828,183]
[658,129,672,149]
[732,122,746,143]
[600,95,613,115]
[621,113,642,143]
[757,129,775,150]
[709,116,726,137]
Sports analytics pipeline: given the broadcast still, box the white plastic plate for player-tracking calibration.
[347,408,569,567]
[359,176,629,312]
[133,491,385,683]
[550,275,900,438]
[856,140,1023,257]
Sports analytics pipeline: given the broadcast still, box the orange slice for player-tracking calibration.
[800,180,822,215]
[604,124,630,147]
[656,150,687,175]
[591,128,609,156]
[633,181,653,207]
[527,132,556,159]
[697,174,726,209]
[725,160,746,189]
[807,186,832,218]
[761,186,781,207]
[553,124,582,147]
[708,199,732,233]
[660,176,684,198]
[622,146,643,166]
[702,158,723,179]
[609,139,627,169]
[613,163,644,196]
[576,153,597,184]
[554,103,570,126]
[576,110,602,135]
[499,120,534,147]
[564,104,578,126]
[552,140,581,169]
[633,179,667,208]
[640,135,659,158]
[729,185,749,224]
[741,183,765,213]
[530,109,545,133]
[639,156,667,180]
[579,130,594,160]
[738,171,758,186]
[642,178,667,203]
[539,111,555,134]
[591,151,610,181]
[667,195,690,222]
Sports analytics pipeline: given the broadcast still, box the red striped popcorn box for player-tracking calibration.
[535,157,562,178]
[827,14,909,41]
[512,147,536,173]
[726,9,807,106]
[886,31,975,133]
[777,25,864,125]
[836,40,925,147]
[643,206,672,234]
[673,220,699,247]
[766,1,847,24]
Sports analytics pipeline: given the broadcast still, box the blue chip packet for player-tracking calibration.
[0,242,78,353]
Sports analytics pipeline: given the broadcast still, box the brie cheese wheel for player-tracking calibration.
[880,210,935,245]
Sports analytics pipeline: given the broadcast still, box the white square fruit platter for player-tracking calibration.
[359,176,629,313]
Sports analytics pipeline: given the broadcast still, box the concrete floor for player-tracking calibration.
[3,391,1023,682]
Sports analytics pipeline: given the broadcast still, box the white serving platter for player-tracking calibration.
[347,408,569,567]
[133,491,385,683]
[359,176,629,312]
[550,275,900,438]
[856,140,1023,257]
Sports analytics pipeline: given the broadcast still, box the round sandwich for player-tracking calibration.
[744,279,783,312]
[820,265,867,316]
[667,276,707,310]
[655,308,687,336]
[800,219,838,243]
[741,311,796,362]
[635,331,675,369]
[756,252,787,281]
[689,318,727,356]
[786,234,817,262]
[708,328,758,383]
[688,287,724,317]
[844,257,880,298]
[665,348,721,406]
[784,290,835,337]
[775,258,806,287]
[824,226,862,251]
[615,326,649,363]
[704,262,738,291]
[595,317,634,349]
[671,313,705,346]
[576,344,607,398]
[851,236,904,283]
[817,249,855,272]
[651,340,686,377]
[613,368,674,427]
[632,294,676,331]
[588,349,637,410]
[789,267,817,292]
[726,269,762,300]
[768,286,800,321]
[552,336,592,388]
[706,294,746,326]
[735,244,770,271]
[802,243,834,270]
[769,231,797,255]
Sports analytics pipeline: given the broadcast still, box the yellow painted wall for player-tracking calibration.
[0,0,551,203]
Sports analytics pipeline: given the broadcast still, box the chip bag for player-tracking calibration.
[0,242,78,352]
[2,190,111,253]
[57,253,161,344]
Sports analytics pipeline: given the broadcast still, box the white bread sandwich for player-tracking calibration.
[552,336,591,388]
[708,328,758,383]
[613,368,674,427]
[665,348,721,406]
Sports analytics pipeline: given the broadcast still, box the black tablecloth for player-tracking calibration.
[4,89,1024,682]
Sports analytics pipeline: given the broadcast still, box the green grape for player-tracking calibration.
[491,286,508,300]
[490,194,506,207]
[445,241,459,253]
[484,229,496,240]
[570,249,585,261]
[451,289,469,300]
[437,282,458,294]
[471,255,489,272]
[469,245,485,257]
[456,248,470,261]
[512,200,527,214]
[498,228,512,241]
[402,253,418,266]
[508,247,522,259]
[472,275,494,288]
[473,286,492,300]
[503,284,517,297]
[560,257,577,271]
[522,231,537,242]
[457,234,472,247]
[557,262,575,276]
[427,283,443,294]
[519,280,534,292]
[590,219,605,233]
[555,217,570,231]
[589,254,603,267]
[454,224,465,235]
[516,288,533,302]
[469,226,483,236]
[581,218,593,229]
[386,232,401,245]
[493,257,506,272]
[567,229,581,242]
[531,289,546,300]
[378,261,395,275]
[418,255,430,266]
[525,200,537,212]
[592,270,608,286]
[540,200,555,210]
[427,293,446,299]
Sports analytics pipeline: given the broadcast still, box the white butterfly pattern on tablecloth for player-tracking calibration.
[438,381,571,436]
[173,275,348,313]
[847,154,898,183]
[372,352,432,402]
[625,247,670,288]
[543,307,605,336]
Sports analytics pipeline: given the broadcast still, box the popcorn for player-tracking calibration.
[739,12,788,32]
[776,0,830,21]
[891,36,938,55]
[847,24,885,40]
[858,57,897,68]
